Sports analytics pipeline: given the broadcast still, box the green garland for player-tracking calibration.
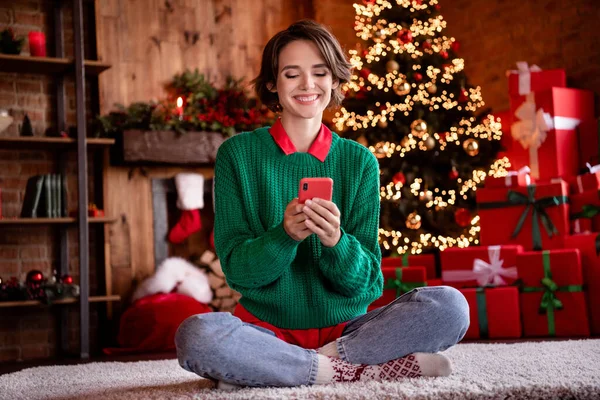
[93,69,274,138]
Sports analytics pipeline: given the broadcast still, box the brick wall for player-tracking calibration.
[0,0,102,362]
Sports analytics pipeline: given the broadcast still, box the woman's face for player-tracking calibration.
[272,39,339,122]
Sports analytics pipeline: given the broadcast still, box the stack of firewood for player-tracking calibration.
[198,250,240,313]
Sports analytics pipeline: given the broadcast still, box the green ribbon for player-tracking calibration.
[402,253,409,267]
[383,268,426,298]
[478,185,568,250]
[521,251,584,336]
[570,203,600,220]
[475,288,489,339]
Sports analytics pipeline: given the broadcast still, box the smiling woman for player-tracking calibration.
[173,19,469,390]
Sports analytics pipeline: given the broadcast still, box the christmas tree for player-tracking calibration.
[333,0,509,256]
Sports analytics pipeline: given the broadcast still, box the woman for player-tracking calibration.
[175,19,469,389]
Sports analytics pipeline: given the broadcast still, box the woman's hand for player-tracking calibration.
[283,198,313,242]
[302,198,341,247]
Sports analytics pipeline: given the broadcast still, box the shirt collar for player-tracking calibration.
[268,118,332,162]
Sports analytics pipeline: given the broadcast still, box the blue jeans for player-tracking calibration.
[175,286,469,387]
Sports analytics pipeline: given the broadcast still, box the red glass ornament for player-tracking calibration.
[421,41,432,50]
[435,4,441,10]
[413,72,423,82]
[440,50,449,59]
[392,172,406,185]
[454,208,472,227]
[26,270,44,285]
[451,41,460,53]
[397,29,413,44]
[360,68,372,80]
[459,88,469,102]
[449,169,459,180]
[62,275,73,285]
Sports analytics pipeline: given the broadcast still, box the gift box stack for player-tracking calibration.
[369,253,441,311]
[443,62,598,340]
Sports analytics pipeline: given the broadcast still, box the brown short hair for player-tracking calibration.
[252,20,352,112]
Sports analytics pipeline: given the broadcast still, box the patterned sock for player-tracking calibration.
[315,353,452,384]
[318,340,340,358]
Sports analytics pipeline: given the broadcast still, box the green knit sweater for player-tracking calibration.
[213,126,382,329]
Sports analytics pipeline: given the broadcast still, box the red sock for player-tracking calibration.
[168,209,201,243]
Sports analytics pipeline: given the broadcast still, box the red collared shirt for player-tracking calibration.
[268,118,332,162]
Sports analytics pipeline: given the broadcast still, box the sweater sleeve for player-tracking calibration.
[318,150,383,298]
[213,140,300,289]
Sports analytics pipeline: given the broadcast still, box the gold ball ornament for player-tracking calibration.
[427,84,437,94]
[356,135,368,147]
[463,138,480,156]
[406,212,422,230]
[386,60,400,73]
[378,119,388,128]
[393,82,411,96]
[400,136,410,148]
[424,136,436,150]
[410,119,428,137]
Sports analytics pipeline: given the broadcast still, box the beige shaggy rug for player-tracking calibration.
[1,340,599,399]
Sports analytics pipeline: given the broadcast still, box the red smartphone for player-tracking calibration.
[298,177,333,204]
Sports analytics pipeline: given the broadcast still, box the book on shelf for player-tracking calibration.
[20,174,67,218]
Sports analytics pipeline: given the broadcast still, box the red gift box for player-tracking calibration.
[517,249,589,337]
[507,63,566,110]
[569,189,600,232]
[370,266,427,308]
[381,254,437,280]
[508,88,595,180]
[440,245,522,288]
[485,167,534,188]
[477,180,569,250]
[460,287,521,339]
[577,118,599,169]
[567,165,600,194]
[564,233,600,335]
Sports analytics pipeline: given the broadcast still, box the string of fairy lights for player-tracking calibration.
[333,0,506,254]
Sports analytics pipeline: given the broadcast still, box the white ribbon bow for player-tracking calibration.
[587,162,600,174]
[507,61,542,95]
[505,166,531,187]
[441,246,518,286]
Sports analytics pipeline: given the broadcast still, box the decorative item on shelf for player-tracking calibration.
[410,119,427,137]
[0,109,13,133]
[0,28,24,55]
[61,274,73,285]
[28,31,46,57]
[393,81,411,96]
[20,113,33,136]
[463,138,479,156]
[406,211,422,229]
[26,270,44,286]
[0,277,27,302]
[176,96,184,121]
[88,203,104,217]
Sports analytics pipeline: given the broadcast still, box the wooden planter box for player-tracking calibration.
[112,129,227,166]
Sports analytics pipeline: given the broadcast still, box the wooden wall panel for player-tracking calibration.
[95,0,308,304]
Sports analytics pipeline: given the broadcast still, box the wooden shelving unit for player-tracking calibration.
[0,217,118,225]
[0,0,117,360]
[0,54,111,75]
[0,136,115,150]
[0,295,120,308]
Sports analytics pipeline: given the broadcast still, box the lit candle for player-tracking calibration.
[176,97,183,120]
